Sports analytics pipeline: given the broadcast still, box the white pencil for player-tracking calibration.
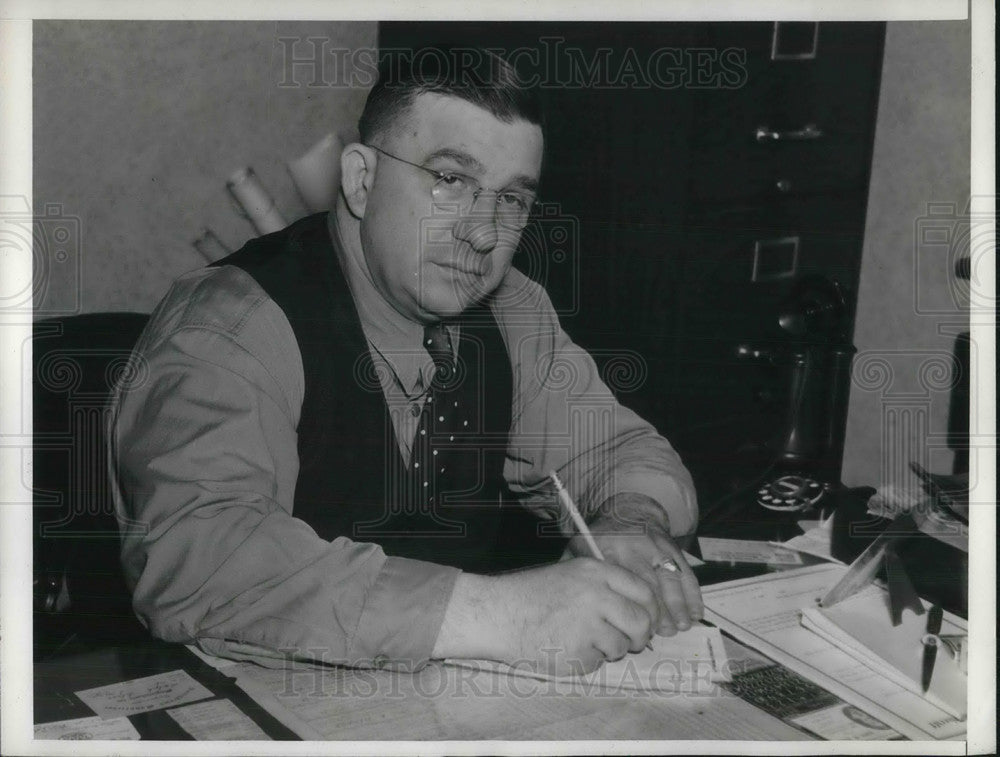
[550,471,655,650]
[549,471,605,560]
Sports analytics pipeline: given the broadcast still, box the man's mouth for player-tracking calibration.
[435,257,491,278]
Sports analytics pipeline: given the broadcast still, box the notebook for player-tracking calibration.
[800,587,967,719]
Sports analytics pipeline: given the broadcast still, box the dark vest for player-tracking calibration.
[214,213,560,572]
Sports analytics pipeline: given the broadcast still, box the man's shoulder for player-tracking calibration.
[148,264,272,340]
[137,264,305,409]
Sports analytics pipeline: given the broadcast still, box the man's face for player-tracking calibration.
[359,92,544,323]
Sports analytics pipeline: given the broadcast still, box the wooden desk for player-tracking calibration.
[32,569,811,742]
[33,635,809,742]
[32,487,964,742]
[33,637,299,740]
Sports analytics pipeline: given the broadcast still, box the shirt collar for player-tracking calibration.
[326,211,438,397]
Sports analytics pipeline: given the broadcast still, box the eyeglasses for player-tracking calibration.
[366,145,537,230]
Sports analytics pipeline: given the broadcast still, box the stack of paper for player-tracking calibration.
[800,589,967,719]
[702,564,967,740]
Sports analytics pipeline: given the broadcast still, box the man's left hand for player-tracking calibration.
[565,492,704,636]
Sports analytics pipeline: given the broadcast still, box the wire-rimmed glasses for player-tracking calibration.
[366,145,537,230]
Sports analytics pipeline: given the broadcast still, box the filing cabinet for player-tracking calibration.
[672,24,883,505]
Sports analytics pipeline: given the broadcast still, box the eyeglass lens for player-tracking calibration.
[430,177,532,229]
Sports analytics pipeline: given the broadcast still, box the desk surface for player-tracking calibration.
[31,488,967,742]
[34,635,810,742]
[33,638,301,740]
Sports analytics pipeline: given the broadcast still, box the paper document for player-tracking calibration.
[167,698,271,740]
[230,655,802,741]
[699,536,803,565]
[800,588,967,718]
[702,563,966,740]
[790,704,904,740]
[75,669,214,719]
[34,715,140,740]
[446,624,729,690]
[773,515,843,564]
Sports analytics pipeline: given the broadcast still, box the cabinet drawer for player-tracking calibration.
[687,135,875,203]
[676,195,867,342]
[687,22,883,202]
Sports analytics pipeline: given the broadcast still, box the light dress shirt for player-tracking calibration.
[108,212,697,671]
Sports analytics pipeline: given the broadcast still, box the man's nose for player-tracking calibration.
[451,197,498,253]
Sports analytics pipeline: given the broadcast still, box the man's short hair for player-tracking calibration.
[359,45,544,146]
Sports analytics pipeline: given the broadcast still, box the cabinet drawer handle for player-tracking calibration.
[755,123,823,143]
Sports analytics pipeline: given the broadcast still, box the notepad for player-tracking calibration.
[75,670,214,719]
[446,624,729,691]
[34,715,140,740]
[167,698,271,740]
[800,587,967,719]
[698,537,803,565]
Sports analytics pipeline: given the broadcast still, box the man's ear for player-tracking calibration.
[340,143,377,218]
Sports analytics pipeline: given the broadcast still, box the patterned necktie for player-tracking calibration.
[410,323,462,505]
[423,322,456,389]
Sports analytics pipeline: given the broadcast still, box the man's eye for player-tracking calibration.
[498,193,529,211]
[438,173,468,188]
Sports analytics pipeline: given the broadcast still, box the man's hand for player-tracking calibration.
[566,492,704,636]
[432,558,661,676]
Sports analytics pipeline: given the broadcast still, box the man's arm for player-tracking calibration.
[497,272,697,535]
[109,267,459,670]
[494,271,702,631]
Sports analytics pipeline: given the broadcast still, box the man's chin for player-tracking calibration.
[421,297,481,320]
[419,285,490,319]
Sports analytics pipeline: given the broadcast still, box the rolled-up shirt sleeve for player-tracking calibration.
[109,267,459,670]
[496,271,698,537]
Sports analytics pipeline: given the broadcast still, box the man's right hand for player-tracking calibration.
[432,558,661,676]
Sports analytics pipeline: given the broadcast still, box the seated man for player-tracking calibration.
[109,46,702,676]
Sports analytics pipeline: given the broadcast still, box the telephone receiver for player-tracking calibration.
[778,342,856,476]
[738,276,856,496]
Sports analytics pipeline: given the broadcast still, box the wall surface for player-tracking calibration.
[840,20,971,489]
[33,20,376,314]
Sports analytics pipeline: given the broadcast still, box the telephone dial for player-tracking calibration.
[756,474,827,512]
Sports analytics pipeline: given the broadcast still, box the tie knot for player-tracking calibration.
[424,323,456,388]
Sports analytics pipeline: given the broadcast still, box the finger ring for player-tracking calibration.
[655,558,679,573]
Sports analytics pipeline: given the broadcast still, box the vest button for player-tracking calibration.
[410,403,421,417]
